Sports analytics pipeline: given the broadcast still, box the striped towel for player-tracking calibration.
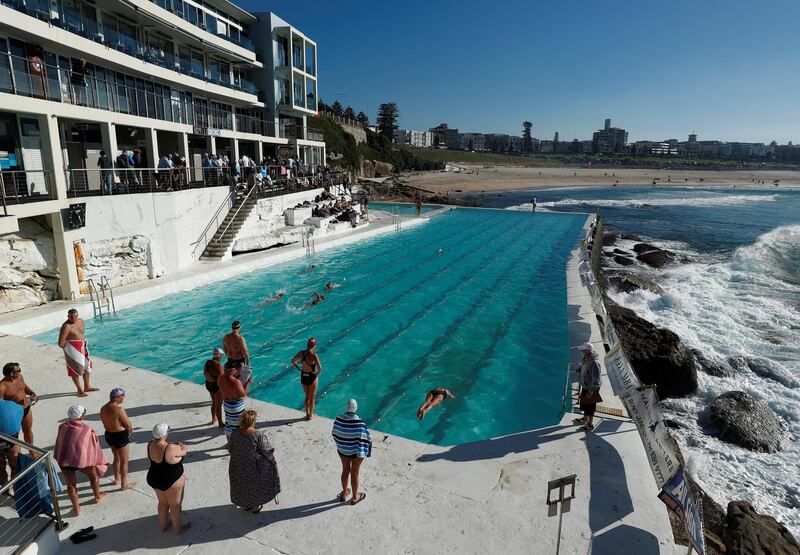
[53,420,109,477]
[223,399,246,437]
[332,412,372,458]
[65,339,92,377]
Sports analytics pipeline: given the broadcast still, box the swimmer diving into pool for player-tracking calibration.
[416,387,455,420]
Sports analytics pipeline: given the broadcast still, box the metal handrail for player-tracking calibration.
[100,276,116,315]
[192,190,235,258]
[560,362,574,416]
[213,184,258,244]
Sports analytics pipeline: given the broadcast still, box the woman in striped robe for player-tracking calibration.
[331,399,371,505]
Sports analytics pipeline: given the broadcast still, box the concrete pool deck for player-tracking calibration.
[0,207,683,553]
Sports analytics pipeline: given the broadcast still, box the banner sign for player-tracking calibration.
[621,386,680,489]
[604,345,641,395]
[604,319,621,351]
[658,468,705,555]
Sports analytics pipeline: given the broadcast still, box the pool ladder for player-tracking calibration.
[392,214,401,231]
[301,229,316,259]
[87,276,116,319]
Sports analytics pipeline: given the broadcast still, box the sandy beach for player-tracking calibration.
[401,166,800,194]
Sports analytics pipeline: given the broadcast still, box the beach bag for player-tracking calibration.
[579,391,603,407]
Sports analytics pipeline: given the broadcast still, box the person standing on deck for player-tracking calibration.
[415,196,422,216]
[0,363,37,445]
[332,399,370,505]
[203,348,224,428]
[100,388,135,490]
[291,338,322,421]
[223,321,250,370]
[219,365,253,439]
[573,342,602,431]
[58,309,98,397]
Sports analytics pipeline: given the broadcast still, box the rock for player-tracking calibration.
[374,161,394,177]
[633,242,659,254]
[609,275,665,295]
[129,235,149,253]
[612,248,628,255]
[636,249,675,268]
[692,349,732,378]
[0,237,48,272]
[607,304,698,397]
[0,267,27,288]
[0,286,48,312]
[613,255,635,266]
[602,233,618,246]
[709,391,788,453]
[719,501,800,554]
[21,272,45,288]
[622,233,642,241]
[664,419,682,429]
[728,356,799,388]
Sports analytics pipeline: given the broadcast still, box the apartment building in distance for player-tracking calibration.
[0,0,326,307]
[592,118,628,154]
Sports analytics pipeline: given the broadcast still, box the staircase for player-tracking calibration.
[199,189,258,260]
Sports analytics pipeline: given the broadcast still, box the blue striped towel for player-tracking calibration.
[332,412,372,458]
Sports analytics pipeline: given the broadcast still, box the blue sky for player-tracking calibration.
[238,0,800,143]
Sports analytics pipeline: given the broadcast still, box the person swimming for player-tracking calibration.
[416,387,455,420]
[301,265,317,274]
[305,292,325,308]
[324,282,340,291]
[263,292,284,304]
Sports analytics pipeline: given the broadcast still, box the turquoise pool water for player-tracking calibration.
[34,209,586,445]
[370,202,440,215]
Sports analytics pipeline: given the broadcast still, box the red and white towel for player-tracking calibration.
[65,339,92,377]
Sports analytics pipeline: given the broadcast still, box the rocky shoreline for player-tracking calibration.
[590,219,799,553]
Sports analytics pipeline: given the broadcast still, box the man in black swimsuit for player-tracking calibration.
[100,388,135,490]
[416,387,455,420]
[291,338,323,420]
[203,348,224,428]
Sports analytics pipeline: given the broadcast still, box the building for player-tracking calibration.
[459,133,485,151]
[407,130,433,148]
[394,129,408,145]
[592,118,628,154]
[0,0,326,304]
[429,123,459,149]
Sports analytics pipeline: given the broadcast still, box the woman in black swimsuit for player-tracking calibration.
[146,423,190,534]
[416,387,455,420]
[291,338,323,421]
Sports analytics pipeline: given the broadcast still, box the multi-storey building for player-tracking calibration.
[459,133,485,152]
[0,0,325,305]
[407,130,433,148]
[429,123,459,150]
[393,129,408,145]
[592,118,628,154]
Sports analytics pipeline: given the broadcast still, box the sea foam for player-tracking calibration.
[506,193,780,210]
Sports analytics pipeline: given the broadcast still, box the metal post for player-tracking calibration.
[547,475,577,555]
[44,454,66,531]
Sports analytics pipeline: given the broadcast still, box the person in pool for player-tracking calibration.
[301,265,317,274]
[416,387,455,420]
[291,338,323,421]
[324,282,340,292]
[306,292,325,308]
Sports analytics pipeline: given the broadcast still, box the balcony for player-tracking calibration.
[4,0,257,97]
[286,125,324,143]
[0,170,55,213]
[149,0,256,53]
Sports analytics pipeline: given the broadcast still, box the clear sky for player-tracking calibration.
[237,0,800,143]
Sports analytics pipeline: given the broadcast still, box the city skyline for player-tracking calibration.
[238,0,800,144]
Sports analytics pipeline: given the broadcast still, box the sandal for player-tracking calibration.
[350,492,366,505]
[337,488,351,502]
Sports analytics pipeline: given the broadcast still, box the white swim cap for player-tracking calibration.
[67,404,85,420]
[152,422,170,439]
[346,399,358,413]
[578,342,594,353]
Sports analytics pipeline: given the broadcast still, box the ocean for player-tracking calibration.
[468,185,800,537]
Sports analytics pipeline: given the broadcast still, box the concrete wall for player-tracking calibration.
[341,123,367,145]
[233,188,322,253]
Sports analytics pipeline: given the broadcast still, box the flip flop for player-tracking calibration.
[337,488,351,502]
[350,492,366,505]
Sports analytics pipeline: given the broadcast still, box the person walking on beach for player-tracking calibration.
[219,365,253,438]
[100,388,135,490]
[58,309,98,397]
[146,423,190,534]
[53,405,109,516]
[223,321,250,369]
[332,399,371,505]
[292,338,322,421]
[416,387,455,420]
[228,410,280,513]
[204,348,224,428]
[573,342,602,431]
[0,363,38,445]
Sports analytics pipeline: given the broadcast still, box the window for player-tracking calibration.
[191,51,204,78]
[293,77,303,107]
[305,44,315,75]
[0,38,12,93]
[185,4,198,25]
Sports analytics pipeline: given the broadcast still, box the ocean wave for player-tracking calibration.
[610,225,800,537]
[506,194,780,210]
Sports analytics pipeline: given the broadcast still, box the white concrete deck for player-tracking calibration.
[0,208,683,554]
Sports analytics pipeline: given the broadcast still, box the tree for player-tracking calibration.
[343,106,356,120]
[376,102,399,140]
[331,100,343,116]
[356,111,369,128]
[522,121,533,154]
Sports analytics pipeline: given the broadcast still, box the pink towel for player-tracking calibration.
[54,420,109,477]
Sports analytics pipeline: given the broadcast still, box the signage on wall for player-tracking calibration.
[193,126,222,137]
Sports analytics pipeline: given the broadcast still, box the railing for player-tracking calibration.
[149,0,256,53]
[66,166,233,197]
[560,363,575,416]
[0,170,55,212]
[192,189,235,259]
[213,182,258,243]
[234,113,286,138]
[5,3,258,94]
[0,432,66,553]
[286,125,325,142]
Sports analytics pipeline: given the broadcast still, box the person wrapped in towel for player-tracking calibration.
[332,399,371,505]
[58,309,98,397]
[218,362,253,439]
[54,405,108,516]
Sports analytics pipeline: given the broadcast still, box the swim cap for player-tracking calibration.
[67,404,85,420]
[307,337,316,348]
[232,320,241,329]
[109,387,125,400]
[152,423,170,439]
[213,347,224,356]
[578,342,594,353]
[346,399,358,413]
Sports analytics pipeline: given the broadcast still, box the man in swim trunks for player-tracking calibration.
[416,387,455,420]
[58,309,99,397]
[0,363,38,445]
[100,387,135,490]
[204,348,224,428]
[291,338,323,420]
[223,321,250,369]
[219,365,253,439]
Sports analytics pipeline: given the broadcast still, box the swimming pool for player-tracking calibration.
[370,202,440,215]
[34,209,587,445]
